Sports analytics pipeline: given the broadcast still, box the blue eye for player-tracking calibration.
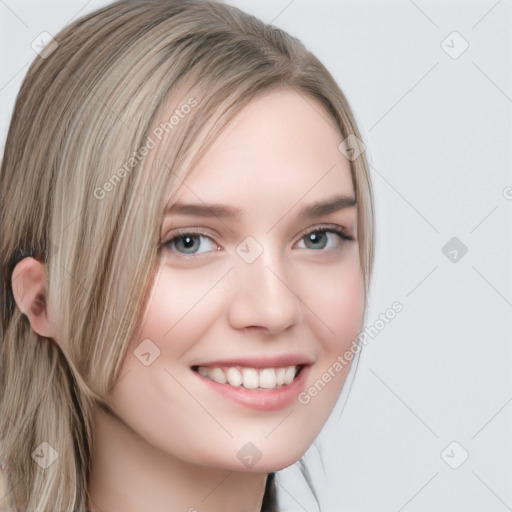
[297,228,352,250]
[166,233,218,254]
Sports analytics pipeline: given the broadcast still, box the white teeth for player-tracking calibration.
[284,366,296,385]
[211,367,227,384]
[259,368,277,389]
[242,368,259,389]
[196,365,300,390]
[276,368,286,386]
[226,367,242,386]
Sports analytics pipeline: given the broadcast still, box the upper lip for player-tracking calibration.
[191,354,314,369]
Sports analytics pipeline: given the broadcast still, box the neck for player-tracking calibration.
[88,407,267,512]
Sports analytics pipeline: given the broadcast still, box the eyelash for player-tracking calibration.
[162,224,354,257]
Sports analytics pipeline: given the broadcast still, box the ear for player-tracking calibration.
[11,257,56,339]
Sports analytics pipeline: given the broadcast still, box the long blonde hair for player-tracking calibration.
[0,1,375,510]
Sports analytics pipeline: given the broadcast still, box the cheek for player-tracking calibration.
[301,255,365,353]
[138,263,230,349]
[331,270,365,348]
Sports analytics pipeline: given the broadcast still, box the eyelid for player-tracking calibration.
[164,227,217,240]
[295,223,354,243]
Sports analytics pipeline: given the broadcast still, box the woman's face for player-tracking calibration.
[108,88,365,472]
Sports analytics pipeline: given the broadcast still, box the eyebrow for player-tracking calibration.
[165,201,243,219]
[295,194,357,221]
[164,194,356,221]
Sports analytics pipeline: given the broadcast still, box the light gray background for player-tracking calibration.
[1,1,511,511]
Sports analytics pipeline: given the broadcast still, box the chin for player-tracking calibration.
[240,445,311,474]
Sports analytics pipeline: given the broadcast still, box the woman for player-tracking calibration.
[0,1,375,510]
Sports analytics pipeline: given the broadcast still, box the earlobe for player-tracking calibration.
[11,257,56,339]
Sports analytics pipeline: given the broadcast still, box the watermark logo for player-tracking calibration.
[237,442,262,468]
[338,134,366,161]
[236,236,264,264]
[441,441,469,469]
[31,32,58,59]
[441,31,469,60]
[134,338,161,366]
[31,442,59,469]
[442,236,468,263]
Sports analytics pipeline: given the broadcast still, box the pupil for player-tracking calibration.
[307,232,327,249]
[179,236,198,252]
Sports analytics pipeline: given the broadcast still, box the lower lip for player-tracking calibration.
[193,366,311,411]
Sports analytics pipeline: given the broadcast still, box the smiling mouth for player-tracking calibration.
[191,365,304,391]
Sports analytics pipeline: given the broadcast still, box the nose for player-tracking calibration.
[227,249,303,335]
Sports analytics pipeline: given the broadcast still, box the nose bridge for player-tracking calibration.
[228,239,303,333]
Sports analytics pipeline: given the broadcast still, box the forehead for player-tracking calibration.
[170,88,354,213]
